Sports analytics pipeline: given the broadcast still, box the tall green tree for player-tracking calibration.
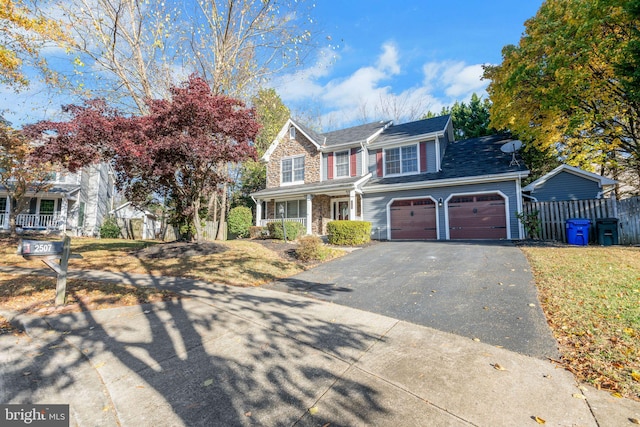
[484,0,640,192]
[424,93,495,140]
[232,88,289,209]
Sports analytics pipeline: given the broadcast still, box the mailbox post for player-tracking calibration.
[18,236,80,306]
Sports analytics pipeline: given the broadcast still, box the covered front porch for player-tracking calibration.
[0,190,78,233]
[252,177,368,236]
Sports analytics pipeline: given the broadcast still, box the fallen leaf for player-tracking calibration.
[143,310,151,314]
[472,338,480,342]
[136,385,145,389]
[528,303,536,307]
[492,363,506,371]
[572,393,586,400]
[631,372,640,382]
[94,362,105,369]
[610,392,623,398]
[630,417,640,424]
[203,379,214,387]
[22,371,31,376]
[533,415,546,424]
[322,423,331,427]
[308,406,319,415]
[102,405,112,412]
[244,411,252,417]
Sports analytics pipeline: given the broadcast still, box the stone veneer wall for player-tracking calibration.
[311,195,331,235]
[266,131,321,188]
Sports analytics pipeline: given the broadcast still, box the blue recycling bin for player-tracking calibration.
[566,218,591,246]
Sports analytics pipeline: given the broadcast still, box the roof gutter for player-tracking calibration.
[363,171,530,194]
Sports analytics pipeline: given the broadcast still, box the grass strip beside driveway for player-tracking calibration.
[520,245,640,400]
[1,238,305,286]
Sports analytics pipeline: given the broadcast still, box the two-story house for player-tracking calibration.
[251,114,530,240]
[0,163,114,236]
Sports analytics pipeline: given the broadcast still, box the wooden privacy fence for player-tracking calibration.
[522,198,615,243]
[618,196,640,245]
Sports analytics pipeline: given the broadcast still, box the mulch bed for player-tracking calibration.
[252,239,299,261]
[130,241,229,259]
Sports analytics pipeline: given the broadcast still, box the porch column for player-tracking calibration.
[306,194,312,235]
[255,198,262,226]
[60,197,68,233]
[349,190,357,221]
[3,196,9,230]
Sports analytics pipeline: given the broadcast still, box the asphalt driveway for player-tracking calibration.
[265,240,559,359]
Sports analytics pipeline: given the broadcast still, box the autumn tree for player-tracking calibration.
[26,76,259,241]
[484,0,640,192]
[0,117,58,236]
[0,0,69,87]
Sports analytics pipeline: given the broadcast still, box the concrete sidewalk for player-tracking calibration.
[1,267,639,426]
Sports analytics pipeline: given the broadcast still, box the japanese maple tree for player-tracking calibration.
[27,75,260,241]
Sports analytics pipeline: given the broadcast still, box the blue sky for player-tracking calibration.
[272,1,544,129]
[1,1,543,130]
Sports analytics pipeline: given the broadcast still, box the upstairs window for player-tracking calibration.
[335,150,350,178]
[281,155,305,184]
[289,126,296,139]
[385,145,418,176]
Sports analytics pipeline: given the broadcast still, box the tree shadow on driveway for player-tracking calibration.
[0,278,392,426]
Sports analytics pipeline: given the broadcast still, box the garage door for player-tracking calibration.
[390,199,437,239]
[448,194,507,239]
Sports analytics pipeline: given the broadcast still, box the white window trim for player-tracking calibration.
[334,150,350,178]
[280,155,305,186]
[383,144,420,177]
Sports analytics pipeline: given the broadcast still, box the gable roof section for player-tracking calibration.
[262,118,325,162]
[321,120,392,148]
[522,164,617,192]
[364,134,528,190]
[369,115,451,147]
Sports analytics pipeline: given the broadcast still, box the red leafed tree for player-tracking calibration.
[26,75,259,241]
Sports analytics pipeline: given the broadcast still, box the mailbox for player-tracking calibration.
[18,240,65,257]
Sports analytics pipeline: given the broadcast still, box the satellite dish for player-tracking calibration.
[500,140,523,153]
[500,140,523,166]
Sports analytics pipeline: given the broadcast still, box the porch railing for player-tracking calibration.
[260,217,306,227]
[15,213,60,229]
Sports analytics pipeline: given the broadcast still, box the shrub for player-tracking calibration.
[249,226,267,239]
[267,221,305,241]
[516,210,541,239]
[100,216,121,239]
[295,235,327,261]
[228,206,253,238]
[327,220,371,245]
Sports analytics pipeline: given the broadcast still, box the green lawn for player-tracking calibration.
[520,245,640,400]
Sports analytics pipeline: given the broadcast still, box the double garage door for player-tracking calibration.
[390,194,507,240]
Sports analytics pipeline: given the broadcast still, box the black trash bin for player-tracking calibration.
[596,218,619,246]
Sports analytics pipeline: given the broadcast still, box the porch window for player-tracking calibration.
[335,150,349,177]
[281,156,305,184]
[276,200,307,218]
[0,198,6,213]
[385,145,418,176]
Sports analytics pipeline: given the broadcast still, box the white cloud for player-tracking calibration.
[272,43,490,130]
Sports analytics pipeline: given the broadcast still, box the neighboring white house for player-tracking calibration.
[0,163,115,236]
[110,202,158,240]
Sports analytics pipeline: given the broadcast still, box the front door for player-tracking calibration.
[334,200,349,220]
